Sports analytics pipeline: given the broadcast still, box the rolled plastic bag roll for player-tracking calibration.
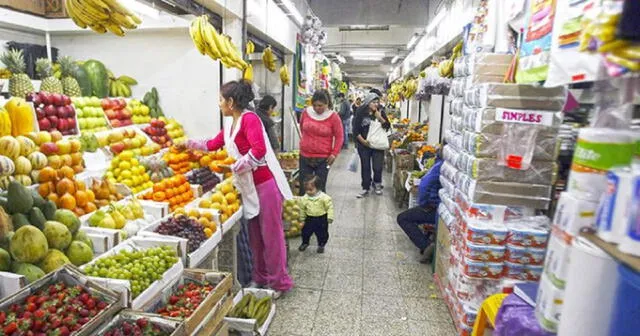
[557,237,618,336]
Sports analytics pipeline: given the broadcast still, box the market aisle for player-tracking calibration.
[268,151,456,336]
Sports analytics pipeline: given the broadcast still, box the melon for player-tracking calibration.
[0,176,13,189]
[14,174,32,186]
[0,136,20,159]
[13,156,32,175]
[27,151,47,170]
[16,136,36,156]
[0,155,15,177]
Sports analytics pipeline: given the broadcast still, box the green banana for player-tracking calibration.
[230,294,252,317]
[118,75,138,85]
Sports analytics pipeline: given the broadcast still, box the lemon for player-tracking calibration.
[119,161,131,170]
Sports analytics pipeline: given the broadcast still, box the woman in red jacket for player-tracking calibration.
[298,90,344,195]
[180,80,293,297]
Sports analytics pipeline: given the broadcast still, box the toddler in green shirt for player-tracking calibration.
[298,176,334,253]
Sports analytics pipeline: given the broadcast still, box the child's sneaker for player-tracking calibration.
[317,246,325,254]
[356,189,369,198]
[298,243,309,251]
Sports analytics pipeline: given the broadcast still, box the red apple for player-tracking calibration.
[101,99,113,110]
[35,107,46,119]
[38,92,49,105]
[51,93,63,106]
[67,117,76,130]
[38,118,51,131]
[57,106,68,118]
[48,116,59,128]
[67,106,76,117]
[105,109,117,120]
[121,108,132,119]
[62,95,71,106]
[40,142,59,155]
[111,119,122,128]
[58,118,68,131]
[44,105,57,117]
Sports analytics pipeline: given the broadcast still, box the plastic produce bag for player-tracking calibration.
[348,149,359,173]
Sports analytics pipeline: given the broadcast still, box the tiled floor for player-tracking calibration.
[269,150,456,336]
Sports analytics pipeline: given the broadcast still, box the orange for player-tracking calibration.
[225,193,237,204]
[204,228,213,238]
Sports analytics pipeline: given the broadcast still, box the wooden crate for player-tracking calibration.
[194,294,233,336]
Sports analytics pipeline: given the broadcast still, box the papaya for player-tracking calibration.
[6,181,32,214]
[71,62,92,96]
[11,225,48,263]
[0,248,10,271]
[11,213,30,229]
[82,60,109,98]
[11,262,45,283]
[28,207,46,230]
[41,200,57,220]
[31,190,45,208]
[53,209,80,234]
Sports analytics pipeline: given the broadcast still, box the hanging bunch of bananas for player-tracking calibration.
[189,15,247,71]
[339,81,348,93]
[243,64,254,82]
[387,81,403,104]
[246,41,255,54]
[262,46,277,72]
[279,65,290,86]
[107,70,138,97]
[439,41,463,78]
[64,0,141,36]
[403,78,418,99]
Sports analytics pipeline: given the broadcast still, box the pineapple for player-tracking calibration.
[59,56,82,97]
[0,49,34,98]
[36,58,63,94]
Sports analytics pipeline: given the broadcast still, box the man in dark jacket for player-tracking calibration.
[396,147,443,263]
[336,93,351,149]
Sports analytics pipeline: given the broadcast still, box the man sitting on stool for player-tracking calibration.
[396,146,443,264]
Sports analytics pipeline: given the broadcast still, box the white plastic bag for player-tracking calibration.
[366,120,390,150]
[348,149,359,173]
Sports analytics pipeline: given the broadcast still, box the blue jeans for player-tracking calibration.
[342,119,349,149]
[396,206,437,250]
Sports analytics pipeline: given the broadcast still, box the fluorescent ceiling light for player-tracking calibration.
[350,50,385,58]
[277,0,304,26]
[406,33,420,50]
[426,9,446,34]
[391,55,400,64]
[120,0,160,19]
[351,56,383,61]
[338,25,389,31]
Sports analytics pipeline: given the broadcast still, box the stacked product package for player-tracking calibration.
[539,125,639,334]
[439,53,565,335]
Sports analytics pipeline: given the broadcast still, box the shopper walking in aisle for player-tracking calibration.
[337,93,352,149]
[298,176,334,254]
[256,95,280,153]
[298,89,344,195]
[179,80,293,297]
[352,97,362,116]
[396,146,443,263]
[353,93,390,198]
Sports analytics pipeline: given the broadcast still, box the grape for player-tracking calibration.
[85,246,179,298]
[154,216,208,253]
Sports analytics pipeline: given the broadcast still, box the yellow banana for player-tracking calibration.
[203,23,222,59]
[106,23,126,36]
[212,30,230,58]
[244,65,254,81]
[102,0,134,16]
[72,0,109,21]
[190,17,206,55]
[68,0,100,25]
[246,41,255,54]
[86,0,111,12]
[89,23,107,34]
[112,12,137,30]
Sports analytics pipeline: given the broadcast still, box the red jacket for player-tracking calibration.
[299,110,344,158]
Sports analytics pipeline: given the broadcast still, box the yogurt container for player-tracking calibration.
[505,244,546,265]
[466,220,509,245]
[465,242,506,262]
[506,217,551,248]
[463,258,504,279]
[505,261,544,281]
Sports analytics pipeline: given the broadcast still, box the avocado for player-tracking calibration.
[41,201,57,221]
[11,213,30,229]
[28,207,46,230]
[6,181,32,214]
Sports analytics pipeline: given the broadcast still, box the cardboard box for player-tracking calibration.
[224,288,276,336]
[44,0,67,17]
[435,218,452,290]
[142,270,233,335]
[93,310,186,336]
[0,0,45,16]
[80,236,186,309]
[394,153,416,171]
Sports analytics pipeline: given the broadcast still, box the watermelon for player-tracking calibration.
[82,60,109,98]
[72,63,93,97]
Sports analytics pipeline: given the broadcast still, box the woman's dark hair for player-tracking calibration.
[220,79,255,110]
[258,95,277,113]
[311,90,330,105]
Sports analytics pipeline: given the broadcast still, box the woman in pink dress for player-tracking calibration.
[181,80,293,297]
